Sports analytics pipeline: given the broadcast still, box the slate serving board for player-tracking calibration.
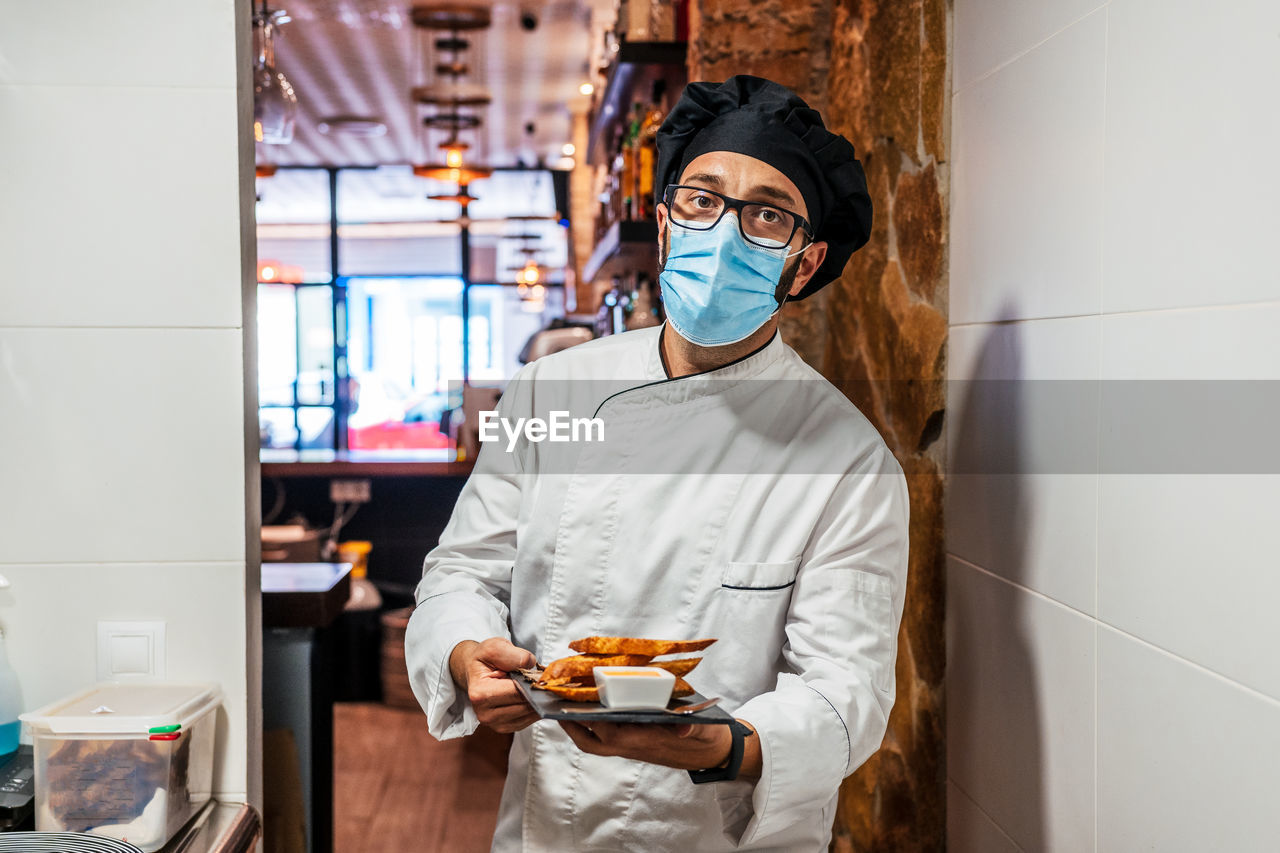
[509,671,738,726]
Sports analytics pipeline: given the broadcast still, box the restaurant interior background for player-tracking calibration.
[1,0,1277,851]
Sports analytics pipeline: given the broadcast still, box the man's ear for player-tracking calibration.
[788,241,828,297]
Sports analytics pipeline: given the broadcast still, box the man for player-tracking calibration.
[407,76,909,851]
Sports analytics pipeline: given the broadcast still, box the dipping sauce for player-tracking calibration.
[593,666,676,709]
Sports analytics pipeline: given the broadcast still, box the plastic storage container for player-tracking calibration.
[19,682,221,852]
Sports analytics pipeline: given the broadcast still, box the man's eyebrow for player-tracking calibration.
[746,183,800,209]
[682,172,724,188]
[682,173,801,210]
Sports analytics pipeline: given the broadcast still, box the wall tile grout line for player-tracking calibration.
[947,776,1028,852]
[946,296,1280,330]
[0,560,247,568]
[948,551,1097,621]
[1095,621,1280,711]
[952,2,1112,97]
[0,325,244,332]
[0,82,236,94]
[948,311,1101,330]
[1093,620,1102,852]
[948,552,1280,711]
[1095,9,1109,847]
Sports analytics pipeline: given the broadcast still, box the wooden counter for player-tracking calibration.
[261,562,352,630]
[261,449,474,478]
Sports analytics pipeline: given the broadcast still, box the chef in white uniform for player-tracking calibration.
[407,75,910,852]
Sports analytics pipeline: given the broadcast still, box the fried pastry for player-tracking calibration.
[540,653,653,682]
[567,636,717,657]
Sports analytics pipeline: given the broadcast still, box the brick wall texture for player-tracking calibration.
[689,1,949,849]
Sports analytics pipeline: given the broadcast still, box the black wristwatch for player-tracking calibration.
[688,721,754,784]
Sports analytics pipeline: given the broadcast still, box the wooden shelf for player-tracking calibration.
[587,40,687,166]
[582,218,659,284]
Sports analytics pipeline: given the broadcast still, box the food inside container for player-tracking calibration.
[593,666,676,709]
[19,682,221,853]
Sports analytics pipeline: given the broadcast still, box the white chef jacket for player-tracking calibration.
[406,323,909,852]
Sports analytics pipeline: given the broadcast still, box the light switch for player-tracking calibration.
[111,634,151,675]
[97,621,166,680]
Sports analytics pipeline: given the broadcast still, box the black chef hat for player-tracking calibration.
[655,75,873,299]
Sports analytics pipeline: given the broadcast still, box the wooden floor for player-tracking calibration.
[334,702,510,853]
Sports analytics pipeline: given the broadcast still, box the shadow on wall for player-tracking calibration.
[948,307,1046,850]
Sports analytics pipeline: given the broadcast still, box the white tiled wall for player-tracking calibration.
[948,1,1280,849]
[947,318,1100,614]
[0,0,257,806]
[1102,0,1280,315]
[0,562,250,794]
[1096,628,1280,851]
[947,780,1021,853]
[947,558,1095,851]
[950,8,1107,326]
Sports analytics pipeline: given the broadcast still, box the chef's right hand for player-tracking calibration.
[449,637,540,734]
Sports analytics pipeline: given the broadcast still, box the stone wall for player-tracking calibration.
[689,0,949,849]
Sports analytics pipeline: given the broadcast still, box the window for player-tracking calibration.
[345,276,461,452]
[256,166,569,461]
[468,284,567,382]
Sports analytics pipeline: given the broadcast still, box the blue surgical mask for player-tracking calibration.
[659,215,791,347]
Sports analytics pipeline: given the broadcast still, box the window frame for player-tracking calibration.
[257,166,567,460]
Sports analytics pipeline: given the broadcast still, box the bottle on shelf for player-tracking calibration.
[674,0,690,41]
[637,80,667,220]
[621,102,643,221]
[628,101,648,220]
[610,126,625,229]
[618,0,652,42]
[596,277,624,336]
[601,25,618,70]
[594,161,612,245]
[625,273,662,330]
[338,541,381,613]
[0,626,23,757]
[617,0,629,39]
[649,0,676,41]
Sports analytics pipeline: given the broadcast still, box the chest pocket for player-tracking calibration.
[706,557,803,698]
[721,557,801,591]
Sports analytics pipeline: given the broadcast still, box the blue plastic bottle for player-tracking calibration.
[0,626,21,756]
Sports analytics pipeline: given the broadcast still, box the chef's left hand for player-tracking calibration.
[558,719,733,772]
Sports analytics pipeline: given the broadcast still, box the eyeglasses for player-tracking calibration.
[662,184,814,249]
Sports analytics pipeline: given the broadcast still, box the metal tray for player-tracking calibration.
[509,671,738,726]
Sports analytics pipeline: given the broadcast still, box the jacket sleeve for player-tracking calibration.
[404,371,531,741]
[730,447,910,845]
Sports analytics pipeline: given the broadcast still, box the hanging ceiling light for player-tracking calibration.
[410,5,494,194]
[515,259,541,286]
[427,183,478,211]
[444,140,465,169]
[515,232,542,292]
[252,2,298,145]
